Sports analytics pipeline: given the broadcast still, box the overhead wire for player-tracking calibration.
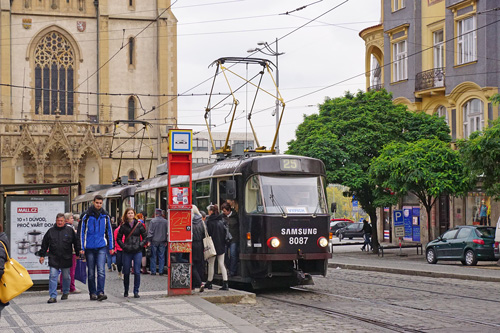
[195,16,500,135]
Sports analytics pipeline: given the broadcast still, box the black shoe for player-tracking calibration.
[90,294,98,301]
[204,281,213,290]
[220,281,229,291]
[97,293,107,301]
[159,273,164,276]
[150,272,156,275]
[134,293,140,298]
[47,297,57,304]
[124,292,129,298]
[61,294,69,300]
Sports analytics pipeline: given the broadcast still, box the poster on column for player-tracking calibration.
[6,195,69,282]
[403,207,413,241]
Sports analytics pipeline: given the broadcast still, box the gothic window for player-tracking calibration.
[128,96,135,126]
[129,37,135,65]
[128,170,137,181]
[34,32,75,115]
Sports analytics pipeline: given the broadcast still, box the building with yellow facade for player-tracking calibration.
[0,0,177,197]
[360,0,499,242]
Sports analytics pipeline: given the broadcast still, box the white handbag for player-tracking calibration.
[202,221,217,260]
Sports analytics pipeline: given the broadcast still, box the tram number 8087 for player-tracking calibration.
[289,237,308,245]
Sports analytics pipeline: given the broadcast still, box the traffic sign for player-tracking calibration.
[393,210,404,226]
[395,226,405,238]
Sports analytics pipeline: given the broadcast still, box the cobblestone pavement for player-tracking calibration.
[218,267,500,332]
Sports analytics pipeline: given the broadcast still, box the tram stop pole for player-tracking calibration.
[166,129,193,296]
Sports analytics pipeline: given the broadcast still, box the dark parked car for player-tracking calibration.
[330,219,354,235]
[426,226,496,266]
[338,222,364,240]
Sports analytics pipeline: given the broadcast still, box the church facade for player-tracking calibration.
[0,0,177,197]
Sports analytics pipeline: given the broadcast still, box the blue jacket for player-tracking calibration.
[79,206,114,250]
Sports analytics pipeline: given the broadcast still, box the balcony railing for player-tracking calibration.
[415,68,445,91]
[368,83,383,91]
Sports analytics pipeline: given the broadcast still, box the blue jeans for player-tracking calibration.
[85,247,107,296]
[123,251,142,294]
[106,251,116,269]
[362,233,371,250]
[150,243,166,274]
[229,242,239,275]
[49,267,70,299]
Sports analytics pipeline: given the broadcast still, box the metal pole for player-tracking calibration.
[275,38,280,154]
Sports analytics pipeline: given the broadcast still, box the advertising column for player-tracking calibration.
[167,129,193,296]
[6,195,69,283]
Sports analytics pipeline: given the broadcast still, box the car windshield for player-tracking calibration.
[475,227,496,238]
[255,175,327,214]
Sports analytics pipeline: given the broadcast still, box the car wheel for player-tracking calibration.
[426,248,437,264]
[349,237,353,240]
[464,249,477,266]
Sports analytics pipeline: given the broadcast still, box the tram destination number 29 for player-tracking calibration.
[289,237,308,245]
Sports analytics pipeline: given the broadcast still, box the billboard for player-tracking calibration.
[6,195,69,282]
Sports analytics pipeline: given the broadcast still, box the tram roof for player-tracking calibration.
[73,184,135,203]
[135,155,325,192]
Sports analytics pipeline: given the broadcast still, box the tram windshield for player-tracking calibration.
[245,175,327,215]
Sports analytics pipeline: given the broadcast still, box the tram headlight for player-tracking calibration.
[267,237,280,248]
[317,237,328,248]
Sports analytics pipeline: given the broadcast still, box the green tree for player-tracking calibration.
[457,118,500,200]
[287,90,450,251]
[370,139,470,241]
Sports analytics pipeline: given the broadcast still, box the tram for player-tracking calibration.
[136,154,332,288]
[72,184,136,222]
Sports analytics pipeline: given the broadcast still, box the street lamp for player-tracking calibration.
[247,38,284,154]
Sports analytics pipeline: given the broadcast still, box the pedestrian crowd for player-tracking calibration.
[32,194,239,303]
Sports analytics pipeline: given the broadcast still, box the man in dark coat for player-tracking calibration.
[191,206,205,290]
[221,202,239,276]
[38,213,81,303]
[360,219,372,252]
[0,224,10,317]
[147,208,168,275]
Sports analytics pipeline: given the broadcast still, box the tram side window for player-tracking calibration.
[146,190,156,219]
[195,180,210,212]
[136,192,146,217]
[160,190,168,213]
[245,175,263,214]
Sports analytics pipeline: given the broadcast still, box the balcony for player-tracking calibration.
[368,84,383,91]
[415,68,445,92]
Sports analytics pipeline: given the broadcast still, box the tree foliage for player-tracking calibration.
[287,89,451,247]
[370,139,470,239]
[457,118,500,200]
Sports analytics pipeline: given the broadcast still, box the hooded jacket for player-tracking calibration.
[78,205,114,250]
[0,232,9,281]
[191,214,205,261]
[38,224,81,269]
[117,219,147,253]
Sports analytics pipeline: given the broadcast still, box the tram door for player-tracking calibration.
[217,178,232,206]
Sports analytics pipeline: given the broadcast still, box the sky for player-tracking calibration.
[173,0,381,152]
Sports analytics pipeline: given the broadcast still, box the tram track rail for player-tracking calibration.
[259,293,425,333]
[330,276,500,304]
[289,286,500,330]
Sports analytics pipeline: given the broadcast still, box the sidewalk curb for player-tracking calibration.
[328,262,500,283]
[185,296,265,333]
